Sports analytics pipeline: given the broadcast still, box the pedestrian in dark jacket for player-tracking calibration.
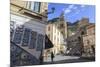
[51,52,54,62]
[39,55,43,64]
[39,52,43,64]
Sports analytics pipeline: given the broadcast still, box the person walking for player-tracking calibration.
[39,51,43,64]
[51,52,54,62]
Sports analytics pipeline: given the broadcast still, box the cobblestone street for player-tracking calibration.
[44,55,80,62]
[43,55,95,64]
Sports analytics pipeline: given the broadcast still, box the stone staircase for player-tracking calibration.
[18,44,41,59]
[11,41,41,66]
[68,44,82,56]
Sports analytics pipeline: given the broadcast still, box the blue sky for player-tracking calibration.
[48,3,95,23]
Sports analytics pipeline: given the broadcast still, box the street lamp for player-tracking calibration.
[47,7,55,14]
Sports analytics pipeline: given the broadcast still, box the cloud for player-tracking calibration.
[63,4,84,16]
[81,5,85,8]
[62,7,71,14]
[68,5,75,9]
[64,9,71,14]
[62,8,66,11]
[63,4,78,15]
[63,5,72,14]
[75,10,80,14]
[73,6,77,9]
